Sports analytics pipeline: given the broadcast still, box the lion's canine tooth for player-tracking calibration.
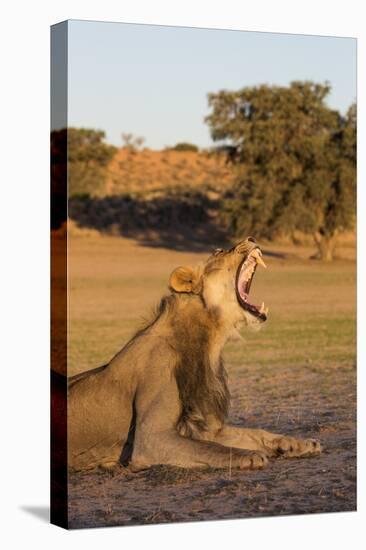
[259,302,265,313]
[264,307,269,315]
[251,249,267,268]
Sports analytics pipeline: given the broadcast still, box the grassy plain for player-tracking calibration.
[67,232,356,527]
[68,233,355,377]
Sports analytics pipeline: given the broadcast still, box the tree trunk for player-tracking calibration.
[312,230,338,261]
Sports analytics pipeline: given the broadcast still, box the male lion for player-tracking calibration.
[68,237,321,472]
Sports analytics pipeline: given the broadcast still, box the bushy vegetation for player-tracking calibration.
[51,128,117,198]
[171,142,199,152]
[52,83,356,259]
[206,82,356,260]
[68,128,117,196]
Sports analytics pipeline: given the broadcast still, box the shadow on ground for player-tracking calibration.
[68,194,303,257]
[69,194,230,252]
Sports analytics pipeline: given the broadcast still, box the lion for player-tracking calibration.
[67,237,321,472]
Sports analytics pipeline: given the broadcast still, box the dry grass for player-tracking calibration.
[67,233,355,377]
[65,232,356,528]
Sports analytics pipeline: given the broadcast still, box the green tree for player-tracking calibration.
[206,82,356,260]
[121,132,145,151]
[171,142,199,152]
[67,128,116,196]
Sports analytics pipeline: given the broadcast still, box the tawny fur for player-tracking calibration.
[68,238,321,472]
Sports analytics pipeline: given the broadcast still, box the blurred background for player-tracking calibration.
[52,21,356,260]
[51,20,356,374]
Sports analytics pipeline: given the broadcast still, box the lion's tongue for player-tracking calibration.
[238,258,256,299]
[238,263,262,311]
[237,250,268,318]
[238,280,248,301]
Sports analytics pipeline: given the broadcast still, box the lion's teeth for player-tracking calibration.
[264,307,269,315]
[251,249,267,269]
[259,302,265,313]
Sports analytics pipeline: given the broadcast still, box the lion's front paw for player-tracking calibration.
[97,460,123,473]
[238,451,268,470]
[273,436,322,458]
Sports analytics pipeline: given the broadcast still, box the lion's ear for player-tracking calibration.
[169,266,202,294]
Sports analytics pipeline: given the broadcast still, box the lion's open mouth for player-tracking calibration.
[236,248,268,321]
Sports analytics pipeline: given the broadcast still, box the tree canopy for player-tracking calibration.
[67,128,116,196]
[206,82,356,260]
[171,142,199,152]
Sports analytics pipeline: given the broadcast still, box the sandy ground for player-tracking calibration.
[106,147,235,195]
[68,379,356,528]
[63,233,356,528]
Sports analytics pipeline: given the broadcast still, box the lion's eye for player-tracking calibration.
[213,248,224,256]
